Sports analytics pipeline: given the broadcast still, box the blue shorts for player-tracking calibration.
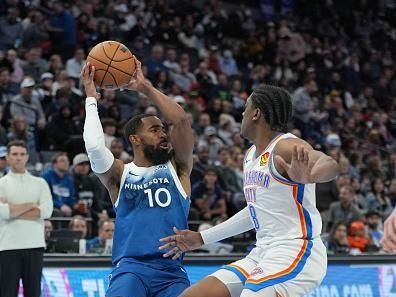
[106,259,190,297]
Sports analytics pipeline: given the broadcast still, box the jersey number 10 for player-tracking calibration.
[144,188,172,207]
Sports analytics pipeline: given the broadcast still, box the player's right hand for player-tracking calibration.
[381,210,396,253]
[159,227,204,260]
[80,62,99,99]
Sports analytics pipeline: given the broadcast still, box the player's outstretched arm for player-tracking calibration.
[381,209,396,253]
[159,207,253,259]
[275,138,340,184]
[80,63,124,203]
[125,58,194,174]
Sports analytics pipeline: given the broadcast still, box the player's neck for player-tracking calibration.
[253,130,281,155]
[132,153,154,167]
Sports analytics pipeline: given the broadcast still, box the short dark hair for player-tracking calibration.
[123,114,155,140]
[204,166,218,176]
[51,151,68,164]
[251,85,292,132]
[102,118,117,128]
[7,140,27,153]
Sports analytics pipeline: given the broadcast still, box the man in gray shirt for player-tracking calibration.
[328,184,363,230]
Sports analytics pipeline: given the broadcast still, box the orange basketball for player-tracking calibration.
[86,41,135,90]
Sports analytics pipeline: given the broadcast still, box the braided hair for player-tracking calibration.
[250,85,292,132]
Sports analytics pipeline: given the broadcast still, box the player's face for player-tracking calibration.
[241,97,256,140]
[140,117,172,165]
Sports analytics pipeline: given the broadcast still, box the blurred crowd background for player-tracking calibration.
[0,0,396,255]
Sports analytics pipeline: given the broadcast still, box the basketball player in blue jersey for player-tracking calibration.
[80,58,194,297]
[160,85,340,297]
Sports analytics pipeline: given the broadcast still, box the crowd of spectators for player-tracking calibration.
[0,0,396,255]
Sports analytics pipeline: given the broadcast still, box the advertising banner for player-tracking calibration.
[17,264,393,297]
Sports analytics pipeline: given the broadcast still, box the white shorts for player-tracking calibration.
[210,238,327,297]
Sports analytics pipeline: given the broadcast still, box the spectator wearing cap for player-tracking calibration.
[41,152,77,217]
[33,72,54,114]
[191,167,227,221]
[365,210,383,249]
[327,185,363,230]
[72,153,105,221]
[197,126,224,163]
[0,146,8,177]
[325,133,342,150]
[9,76,46,132]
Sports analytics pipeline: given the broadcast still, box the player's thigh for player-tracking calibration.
[155,279,189,297]
[180,275,232,297]
[106,272,147,297]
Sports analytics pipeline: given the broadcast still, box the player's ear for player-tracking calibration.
[252,108,261,121]
[129,134,140,145]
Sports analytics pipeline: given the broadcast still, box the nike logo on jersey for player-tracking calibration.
[128,171,139,176]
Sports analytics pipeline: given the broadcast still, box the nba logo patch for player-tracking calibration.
[260,152,270,166]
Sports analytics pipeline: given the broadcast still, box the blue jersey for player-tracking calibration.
[112,161,190,267]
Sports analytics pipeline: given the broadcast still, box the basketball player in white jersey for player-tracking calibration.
[381,210,396,252]
[160,85,340,297]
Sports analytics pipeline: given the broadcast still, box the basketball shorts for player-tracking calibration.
[106,258,190,297]
[210,238,327,297]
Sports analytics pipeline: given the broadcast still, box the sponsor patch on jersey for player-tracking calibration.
[260,152,270,166]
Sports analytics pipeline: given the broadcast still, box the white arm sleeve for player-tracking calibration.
[200,207,253,244]
[83,97,114,174]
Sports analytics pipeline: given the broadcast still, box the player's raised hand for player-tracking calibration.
[381,210,396,253]
[159,227,204,260]
[80,62,99,99]
[275,145,315,184]
[124,57,151,94]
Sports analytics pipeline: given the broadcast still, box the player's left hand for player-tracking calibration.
[124,57,151,94]
[159,227,204,260]
[275,145,315,184]
[381,210,396,253]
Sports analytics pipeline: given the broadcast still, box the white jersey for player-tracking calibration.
[243,133,322,246]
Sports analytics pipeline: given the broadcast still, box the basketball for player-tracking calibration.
[86,41,135,90]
